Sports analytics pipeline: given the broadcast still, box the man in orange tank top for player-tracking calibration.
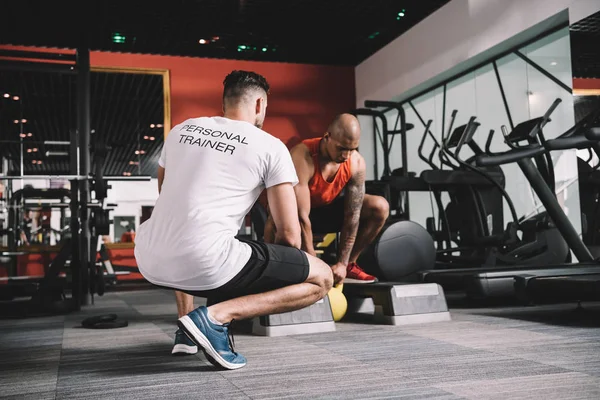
[265,113,389,285]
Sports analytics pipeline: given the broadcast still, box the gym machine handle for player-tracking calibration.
[544,102,600,150]
[418,120,438,169]
[440,110,459,169]
[588,127,600,141]
[454,117,479,161]
[475,144,545,167]
[541,98,562,129]
[527,98,561,146]
[485,129,496,155]
[545,136,596,151]
[443,110,459,145]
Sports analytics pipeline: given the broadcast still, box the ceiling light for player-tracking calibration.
[13,120,19,124]
[27,133,33,137]
[143,135,149,139]
[13,96,19,101]
[3,93,9,98]
[550,61,557,66]
[27,149,32,153]
[150,123,155,128]
[149,136,155,141]
[19,133,26,138]
[32,148,38,152]
[199,39,208,44]
[368,32,380,39]
[21,119,27,123]
[397,9,406,19]
[156,124,163,128]
[37,160,43,165]
[45,150,68,157]
[112,32,126,44]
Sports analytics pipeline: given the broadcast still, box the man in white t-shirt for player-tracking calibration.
[134,70,333,370]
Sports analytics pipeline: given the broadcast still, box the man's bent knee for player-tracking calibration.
[305,253,334,297]
[364,195,389,222]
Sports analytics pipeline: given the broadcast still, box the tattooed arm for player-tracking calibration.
[330,154,366,284]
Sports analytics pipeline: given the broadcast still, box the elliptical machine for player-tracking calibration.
[440,111,570,266]
[417,111,507,266]
[418,110,569,268]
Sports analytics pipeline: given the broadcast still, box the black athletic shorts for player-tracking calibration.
[309,195,345,234]
[162,239,310,302]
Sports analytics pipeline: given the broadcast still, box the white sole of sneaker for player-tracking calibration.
[178,315,246,370]
[344,278,377,284]
[171,343,198,355]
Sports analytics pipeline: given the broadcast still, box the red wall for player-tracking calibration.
[573,78,600,92]
[0,45,356,148]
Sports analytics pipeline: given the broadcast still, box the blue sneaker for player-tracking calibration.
[172,328,198,355]
[178,306,247,370]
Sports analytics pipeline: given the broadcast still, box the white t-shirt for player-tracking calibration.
[134,116,298,291]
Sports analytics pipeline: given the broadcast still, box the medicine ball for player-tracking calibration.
[357,220,436,281]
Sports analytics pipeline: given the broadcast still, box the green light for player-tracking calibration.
[368,31,380,39]
[238,45,247,50]
[112,32,126,44]
[262,47,267,52]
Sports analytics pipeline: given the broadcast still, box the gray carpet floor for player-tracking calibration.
[1,288,600,400]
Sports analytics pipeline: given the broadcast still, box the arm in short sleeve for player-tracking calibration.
[264,140,299,188]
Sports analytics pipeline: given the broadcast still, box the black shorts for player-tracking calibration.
[309,195,345,234]
[165,240,310,302]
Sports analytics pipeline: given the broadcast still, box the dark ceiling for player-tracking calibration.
[570,10,600,79]
[1,0,451,66]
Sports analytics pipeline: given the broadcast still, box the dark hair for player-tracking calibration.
[223,70,270,103]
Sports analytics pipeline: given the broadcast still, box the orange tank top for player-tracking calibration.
[302,137,352,208]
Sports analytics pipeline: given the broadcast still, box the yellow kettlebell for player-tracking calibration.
[328,283,347,322]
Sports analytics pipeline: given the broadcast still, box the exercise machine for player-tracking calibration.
[418,112,508,266]
[433,111,569,269]
[351,102,421,221]
[512,103,600,304]
[419,99,597,300]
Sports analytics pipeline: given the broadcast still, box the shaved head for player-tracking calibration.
[322,113,361,163]
[327,113,361,142]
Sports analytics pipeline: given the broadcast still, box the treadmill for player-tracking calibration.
[512,103,600,304]
[418,98,600,299]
